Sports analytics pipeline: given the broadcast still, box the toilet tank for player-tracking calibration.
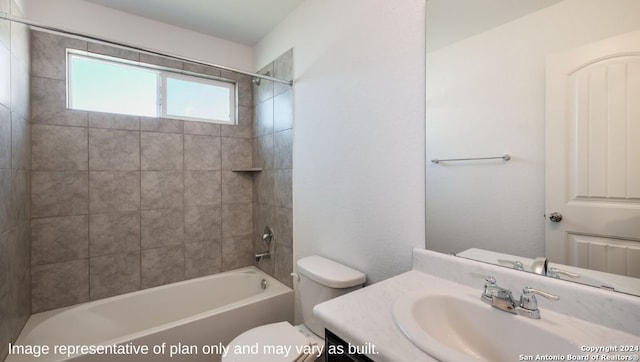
[296,256,366,337]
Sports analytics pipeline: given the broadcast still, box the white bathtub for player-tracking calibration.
[7,267,293,362]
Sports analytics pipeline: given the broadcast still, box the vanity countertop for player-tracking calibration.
[313,249,640,362]
[313,270,436,361]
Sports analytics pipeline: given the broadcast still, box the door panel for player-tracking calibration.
[546,31,640,276]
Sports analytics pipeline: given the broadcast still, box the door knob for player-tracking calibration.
[549,212,563,222]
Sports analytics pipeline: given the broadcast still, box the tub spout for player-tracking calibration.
[255,251,271,262]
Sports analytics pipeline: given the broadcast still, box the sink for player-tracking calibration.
[392,292,580,361]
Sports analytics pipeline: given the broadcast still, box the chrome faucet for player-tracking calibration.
[480,276,559,319]
[531,257,580,279]
[517,287,560,319]
[481,276,518,313]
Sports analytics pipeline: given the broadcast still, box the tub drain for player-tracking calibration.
[261,279,269,290]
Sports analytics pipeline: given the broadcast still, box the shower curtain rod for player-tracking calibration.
[0,12,293,86]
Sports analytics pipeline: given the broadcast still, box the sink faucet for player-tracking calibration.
[480,276,559,319]
[531,257,580,279]
[481,276,518,313]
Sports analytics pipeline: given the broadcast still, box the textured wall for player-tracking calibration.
[252,50,294,287]
[29,30,256,313]
[0,0,31,359]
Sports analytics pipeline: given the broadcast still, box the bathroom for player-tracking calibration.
[1,0,639,361]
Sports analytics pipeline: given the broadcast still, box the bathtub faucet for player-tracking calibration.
[255,251,271,262]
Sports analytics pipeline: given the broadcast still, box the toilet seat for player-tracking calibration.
[223,322,324,362]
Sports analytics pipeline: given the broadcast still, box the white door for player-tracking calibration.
[545,30,640,278]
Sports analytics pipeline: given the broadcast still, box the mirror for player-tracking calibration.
[425,0,640,296]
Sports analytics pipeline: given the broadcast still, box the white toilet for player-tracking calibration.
[222,255,366,362]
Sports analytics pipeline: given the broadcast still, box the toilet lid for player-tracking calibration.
[224,322,318,362]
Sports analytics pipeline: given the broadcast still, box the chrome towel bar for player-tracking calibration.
[431,154,511,164]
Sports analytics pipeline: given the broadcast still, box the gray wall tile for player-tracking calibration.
[32,171,88,218]
[237,74,253,107]
[274,169,293,208]
[0,231,11,360]
[31,215,88,265]
[274,245,294,288]
[221,137,252,170]
[141,171,183,209]
[141,132,183,171]
[222,235,253,271]
[25,32,271,311]
[184,135,221,170]
[31,77,88,126]
[141,245,184,289]
[222,203,252,238]
[90,212,140,257]
[254,63,274,104]
[89,128,140,170]
[221,105,252,139]
[11,170,29,224]
[11,114,30,170]
[254,99,274,137]
[90,251,140,300]
[253,204,275,241]
[141,208,183,249]
[140,53,183,70]
[274,90,293,132]
[254,134,274,170]
[252,51,294,283]
[31,259,89,313]
[0,170,13,234]
[274,207,293,249]
[273,130,293,169]
[185,205,222,243]
[185,239,222,279]
[273,49,293,97]
[31,31,86,80]
[88,112,139,130]
[1,6,30,354]
[32,124,88,171]
[184,120,220,136]
[222,171,253,204]
[140,117,183,133]
[89,171,140,213]
[10,54,30,120]
[184,171,221,206]
[183,63,221,78]
[88,43,139,61]
[0,106,10,169]
[254,170,275,205]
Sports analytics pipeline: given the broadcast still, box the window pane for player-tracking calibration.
[69,55,158,117]
[165,77,232,122]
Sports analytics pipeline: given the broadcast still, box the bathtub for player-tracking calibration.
[6,267,293,362]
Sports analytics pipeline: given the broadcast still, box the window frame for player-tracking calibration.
[66,49,237,125]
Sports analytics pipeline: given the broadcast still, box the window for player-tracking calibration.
[67,50,236,124]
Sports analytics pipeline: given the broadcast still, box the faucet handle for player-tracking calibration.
[547,267,580,279]
[497,259,525,271]
[518,287,559,319]
[522,287,560,302]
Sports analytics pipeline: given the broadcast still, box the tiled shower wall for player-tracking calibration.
[0,1,31,359]
[253,50,294,287]
[29,30,256,313]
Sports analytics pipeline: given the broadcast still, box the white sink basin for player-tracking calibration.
[393,292,580,361]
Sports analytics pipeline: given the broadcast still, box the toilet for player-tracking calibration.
[222,255,366,362]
